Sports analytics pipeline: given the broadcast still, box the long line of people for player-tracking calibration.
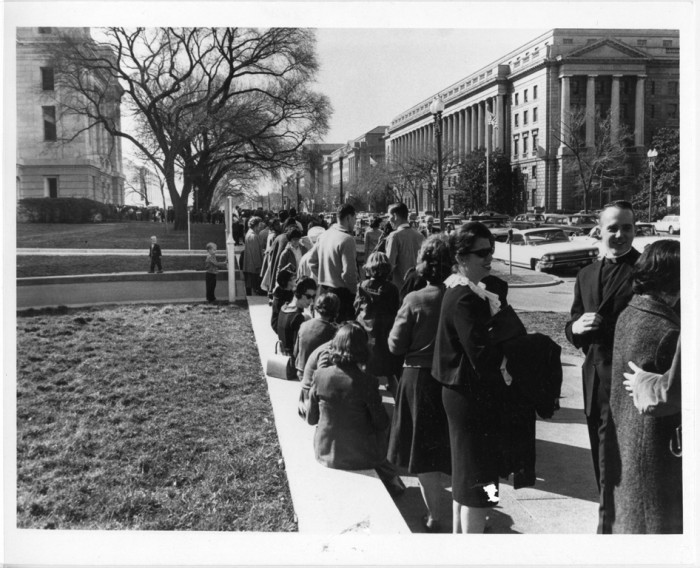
[256,201,681,535]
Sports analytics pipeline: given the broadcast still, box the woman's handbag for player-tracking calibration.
[266,341,296,380]
[486,305,527,345]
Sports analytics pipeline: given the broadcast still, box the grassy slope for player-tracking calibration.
[16,303,296,531]
[17,222,228,250]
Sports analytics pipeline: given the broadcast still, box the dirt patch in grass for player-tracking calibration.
[17,222,227,250]
[17,255,228,278]
[16,303,296,531]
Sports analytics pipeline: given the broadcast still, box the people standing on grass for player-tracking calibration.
[204,242,227,303]
[564,200,640,534]
[604,239,681,533]
[148,235,163,273]
[387,234,453,532]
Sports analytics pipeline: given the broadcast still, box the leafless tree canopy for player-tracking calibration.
[52,27,331,229]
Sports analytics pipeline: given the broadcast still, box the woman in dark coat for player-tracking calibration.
[431,222,508,533]
[387,234,453,532]
[307,322,405,495]
[606,239,681,533]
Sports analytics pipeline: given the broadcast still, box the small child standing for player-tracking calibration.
[204,242,227,303]
[148,235,163,273]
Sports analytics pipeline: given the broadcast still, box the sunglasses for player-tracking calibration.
[468,247,494,258]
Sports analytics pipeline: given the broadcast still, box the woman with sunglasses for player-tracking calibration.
[432,221,509,533]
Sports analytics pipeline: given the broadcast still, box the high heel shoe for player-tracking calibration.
[422,514,441,533]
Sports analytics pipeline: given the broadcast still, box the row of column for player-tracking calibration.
[390,94,506,162]
[559,73,646,148]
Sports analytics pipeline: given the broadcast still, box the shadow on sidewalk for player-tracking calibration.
[533,439,599,503]
[539,407,588,425]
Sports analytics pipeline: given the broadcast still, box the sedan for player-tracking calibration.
[494,227,598,272]
[654,215,680,235]
[573,223,676,253]
[510,213,545,229]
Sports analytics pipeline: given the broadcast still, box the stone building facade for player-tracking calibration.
[386,29,679,213]
[16,27,125,205]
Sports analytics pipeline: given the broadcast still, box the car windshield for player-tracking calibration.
[525,230,570,244]
[570,215,597,225]
[636,225,656,236]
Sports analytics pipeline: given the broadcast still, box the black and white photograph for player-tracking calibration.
[3,1,697,566]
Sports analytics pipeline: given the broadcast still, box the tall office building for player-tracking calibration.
[387,29,679,212]
[16,27,125,204]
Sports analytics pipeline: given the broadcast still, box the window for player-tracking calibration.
[46,177,58,198]
[523,136,529,156]
[41,67,54,91]
[524,89,528,102]
[668,81,679,95]
[595,80,603,95]
[572,80,579,95]
[514,113,519,127]
[563,38,573,45]
[532,131,539,154]
[533,85,538,99]
[533,107,538,122]
[42,106,56,141]
[515,93,519,106]
[667,103,678,119]
[663,39,673,47]
[637,39,647,47]
[513,138,519,157]
[523,110,528,125]
[38,27,52,34]
[532,166,537,179]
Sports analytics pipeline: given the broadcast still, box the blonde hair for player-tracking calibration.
[364,251,392,280]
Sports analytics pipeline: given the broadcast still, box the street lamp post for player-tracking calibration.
[296,173,301,210]
[339,152,345,205]
[647,148,658,222]
[430,96,446,230]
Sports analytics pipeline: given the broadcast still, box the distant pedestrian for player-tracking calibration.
[204,242,228,303]
[243,216,264,295]
[386,203,425,289]
[148,235,163,273]
[363,217,382,264]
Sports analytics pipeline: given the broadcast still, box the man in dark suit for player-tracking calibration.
[148,235,163,273]
[565,200,640,534]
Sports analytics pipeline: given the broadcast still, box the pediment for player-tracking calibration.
[566,38,650,60]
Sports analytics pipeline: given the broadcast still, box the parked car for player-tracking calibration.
[573,222,675,253]
[567,213,598,234]
[493,227,598,272]
[510,213,545,229]
[654,215,680,235]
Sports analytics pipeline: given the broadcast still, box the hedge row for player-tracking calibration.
[17,198,121,223]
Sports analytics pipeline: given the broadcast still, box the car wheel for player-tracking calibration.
[530,259,539,271]
[669,226,676,235]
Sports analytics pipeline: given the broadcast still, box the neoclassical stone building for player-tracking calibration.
[16,27,125,204]
[386,28,680,213]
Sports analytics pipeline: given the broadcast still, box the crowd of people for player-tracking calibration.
[239,200,681,534]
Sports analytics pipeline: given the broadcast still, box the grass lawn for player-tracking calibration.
[17,222,228,250]
[16,303,296,531]
[17,255,229,278]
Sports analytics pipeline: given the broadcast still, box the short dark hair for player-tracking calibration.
[337,203,356,221]
[248,216,262,230]
[294,277,317,299]
[600,200,636,222]
[278,210,289,223]
[416,234,454,284]
[632,239,680,296]
[388,202,409,219]
[288,207,297,218]
[276,268,295,288]
[370,216,382,230]
[315,292,340,320]
[450,221,494,260]
[329,322,369,366]
[285,226,303,240]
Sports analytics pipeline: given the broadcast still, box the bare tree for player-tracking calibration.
[553,107,633,212]
[52,27,331,230]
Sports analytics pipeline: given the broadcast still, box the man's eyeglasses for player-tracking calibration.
[303,293,316,300]
[468,247,494,258]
